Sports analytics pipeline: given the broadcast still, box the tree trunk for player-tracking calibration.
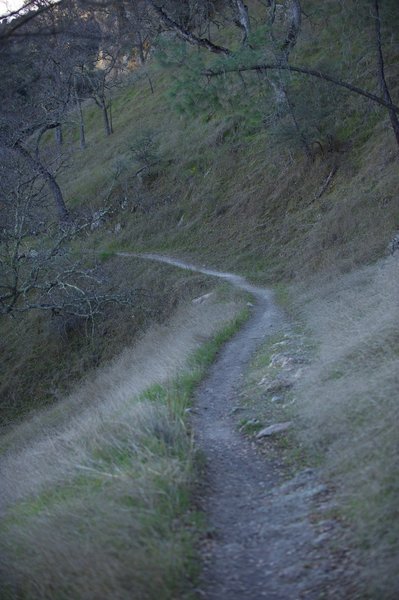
[146,73,154,94]
[282,0,301,55]
[371,0,399,149]
[55,124,63,146]
[232,0,250,46]
[102,99,112,136]
[109,98,114,135]
[15,142,69,222]
[46,171,69,222]
[268,0,277,26]
[268,1,311,158]
[283,86,313,159]
[76,89,86,149]
[136,30,146,65]
[269,77,313,159]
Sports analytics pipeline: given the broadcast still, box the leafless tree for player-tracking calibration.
[1,50,66,228]
[0,165,131,330]
[0,3,105,221]
[81,47,121,136]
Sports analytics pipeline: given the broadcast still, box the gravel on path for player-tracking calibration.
[118,253,355,599]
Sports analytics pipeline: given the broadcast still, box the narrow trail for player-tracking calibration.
[119,253,348,599]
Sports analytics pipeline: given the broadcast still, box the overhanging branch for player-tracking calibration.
[204,63,399,114]
[147,0,231,56]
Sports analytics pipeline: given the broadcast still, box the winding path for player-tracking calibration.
[119,253,349,599]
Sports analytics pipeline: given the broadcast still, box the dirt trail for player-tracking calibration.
[119,253,350,599]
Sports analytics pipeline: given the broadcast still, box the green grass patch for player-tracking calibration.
[98,250,116,262]
[189,308,250,369]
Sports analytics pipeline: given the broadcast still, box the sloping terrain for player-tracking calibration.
[0,283,247,599]
[1,0,398,597]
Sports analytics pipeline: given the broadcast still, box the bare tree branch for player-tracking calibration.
[371,0,399,146]
[0,196,134,326]
[146,0,231,56]
[13,141,70,222]
[0,2,57,45]
[204,62,399,114]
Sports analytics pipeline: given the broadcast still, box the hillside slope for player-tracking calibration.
[1,0,398,597]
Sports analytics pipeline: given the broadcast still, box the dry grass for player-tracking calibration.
[2,2,397,595]
[49,1,399,288]
[0,293,245,600]
[0,255,214,426]
[292,255,399,598]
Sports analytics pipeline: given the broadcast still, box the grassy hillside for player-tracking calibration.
[0,296,248,600]
[1,0,398,597]
[0,256,215,425]
[292,255,399,598]
[53,1,398,279]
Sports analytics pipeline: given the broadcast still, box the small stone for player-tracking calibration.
[388,231,399,255]
[270,395,283,403]
[256,421,292,438]
[269,353,292,368]
[192,292,214,304]
[312,532,331,547]
[259,378,293,393]
[293,368,304,380]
